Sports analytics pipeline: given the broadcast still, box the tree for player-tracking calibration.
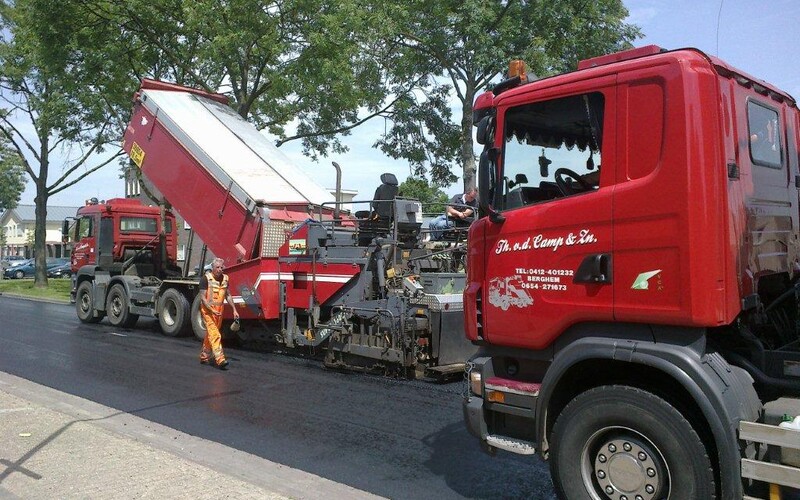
[0,0,134,286]
[85,0,408,160]
[378,0,641,190]
[0,225,6,260]
[0,130,25,211]
[397,176,448,212]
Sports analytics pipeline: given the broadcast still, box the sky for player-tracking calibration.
[18,0,800,209]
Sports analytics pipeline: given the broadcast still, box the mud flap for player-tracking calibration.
[238,284,262,317]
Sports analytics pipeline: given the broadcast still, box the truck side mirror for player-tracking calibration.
[476,116,494,146]
[478,148,504,224]
[62,219,70,243]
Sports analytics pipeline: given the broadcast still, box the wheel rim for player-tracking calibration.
[110,292,123,319]
[79,289,91,315]
[16,271,23,279]
[581,426,669,500]
[162,298,177,327]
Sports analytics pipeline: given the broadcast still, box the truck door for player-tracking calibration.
[97,217,114,269]
[481,77,616,350]
[71,214,97,269]
[744,98,797,282]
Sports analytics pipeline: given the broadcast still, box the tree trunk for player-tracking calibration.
[460,83,477,191]
[33,155,49,287]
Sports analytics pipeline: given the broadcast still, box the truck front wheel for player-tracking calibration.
[76,281,102,323]
[106,284,139,328]
[550,385,715,500]
[158,288,190,337]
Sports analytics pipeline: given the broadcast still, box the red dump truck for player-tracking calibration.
[463,45,800,498]
[70,79,474,378]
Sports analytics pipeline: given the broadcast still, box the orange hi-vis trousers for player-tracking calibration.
[199,272,228,366]
[200,307,225,365]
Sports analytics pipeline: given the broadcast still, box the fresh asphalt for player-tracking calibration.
[0,295,555,499]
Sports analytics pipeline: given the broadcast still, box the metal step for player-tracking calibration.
[486,434,536,455]
[426,363,465,375]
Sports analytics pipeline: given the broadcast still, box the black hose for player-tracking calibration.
[726,351,800,395]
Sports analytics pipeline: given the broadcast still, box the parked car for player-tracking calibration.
[1,255,27,268]
[3,258,68,279]
[2,258,33,278]
[47,261,73,279]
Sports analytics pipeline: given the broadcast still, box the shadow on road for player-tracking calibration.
[0,390,242,485]
[422,422,555,499]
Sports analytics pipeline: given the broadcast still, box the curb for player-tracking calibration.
[0,292,70,305]
[0,372,381,499]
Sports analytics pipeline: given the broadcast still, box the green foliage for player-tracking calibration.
[0,131,25,211]
[398,176,448,211]
[377,0,641,189]
[374,84,461,186]
[0,0,135,286]
[97,0,400,160]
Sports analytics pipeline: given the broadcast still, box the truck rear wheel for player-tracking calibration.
[550,385,715,500]
[191,294,237,342]
[106,284,139,328]
[76,281,102,324]
[158,288,190,337]
[191,294,206,341]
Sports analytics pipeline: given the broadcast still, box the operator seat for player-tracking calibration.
[371,173,399,220]
[506,173,529,210]
[359,173,399,246]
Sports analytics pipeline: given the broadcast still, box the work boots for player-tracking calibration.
[200,350,228,370]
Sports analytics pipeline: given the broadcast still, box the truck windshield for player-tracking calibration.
[120,217,158,233]
[501,92,604,210]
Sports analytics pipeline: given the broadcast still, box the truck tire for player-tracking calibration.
[76,281,102,324]
[106,284,139,328]
[158,288,190,337]
[550,385,715,500]
[191,294,207,342]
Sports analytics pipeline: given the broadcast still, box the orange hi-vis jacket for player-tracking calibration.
[202,271,229,316]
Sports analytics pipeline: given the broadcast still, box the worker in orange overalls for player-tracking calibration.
[199,257,239,370]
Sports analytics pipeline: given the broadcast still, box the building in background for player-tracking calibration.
[333,189,358,213]
[0,205,80,259]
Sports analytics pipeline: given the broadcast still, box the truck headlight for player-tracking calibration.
[470,370,482,396]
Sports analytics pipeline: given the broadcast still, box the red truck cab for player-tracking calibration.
[464,46,800,499]
[69,197,178,275]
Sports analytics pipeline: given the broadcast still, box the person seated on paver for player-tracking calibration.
[429,187,478,241]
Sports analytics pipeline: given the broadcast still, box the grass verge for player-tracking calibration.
[0,278,72,302]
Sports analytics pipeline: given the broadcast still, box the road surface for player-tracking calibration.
[0,295,555,499]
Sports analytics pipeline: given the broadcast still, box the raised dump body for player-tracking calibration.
[122,79,334,265]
